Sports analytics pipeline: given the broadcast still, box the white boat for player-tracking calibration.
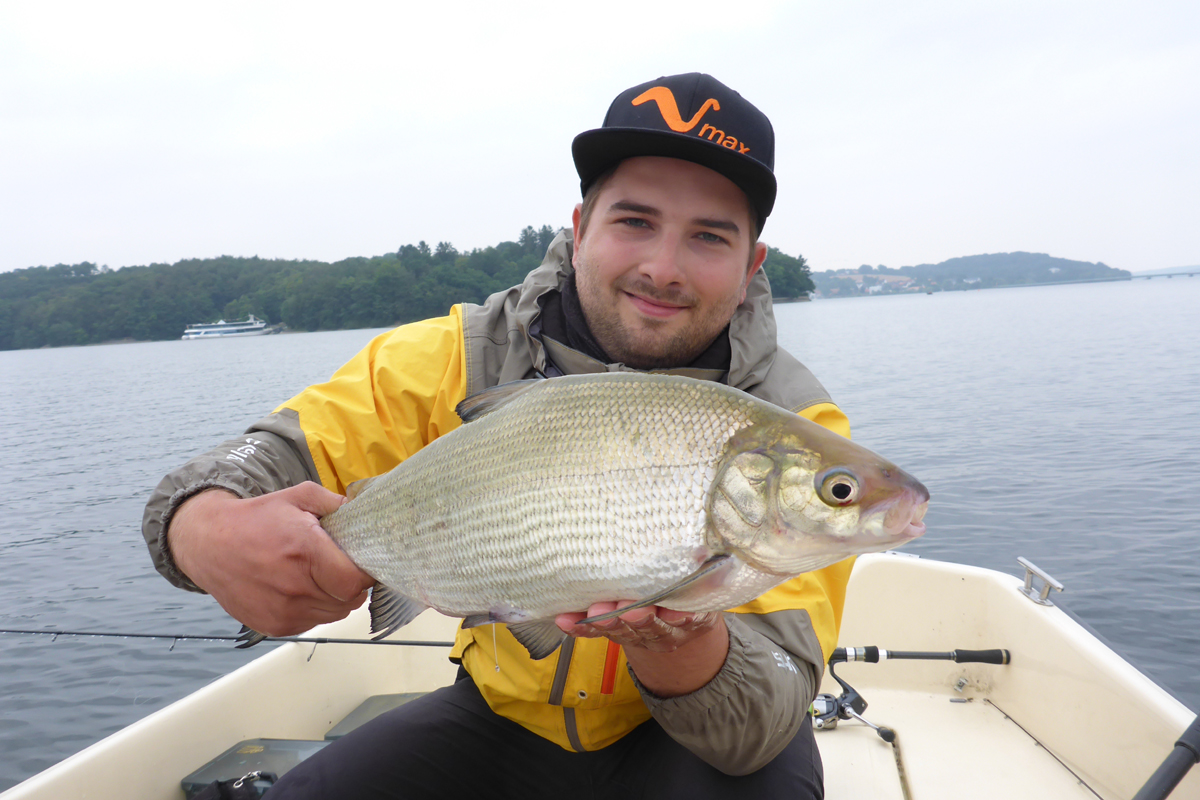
[181,316,276,340]
[2,553,1197,799]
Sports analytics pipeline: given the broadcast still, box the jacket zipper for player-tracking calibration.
[547,637,585,752]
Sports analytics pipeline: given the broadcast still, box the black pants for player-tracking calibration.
[267,672,823,799]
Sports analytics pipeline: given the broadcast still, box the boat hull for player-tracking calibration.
[2,555,1195,799]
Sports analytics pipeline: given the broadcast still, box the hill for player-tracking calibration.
[813,252,1131,298]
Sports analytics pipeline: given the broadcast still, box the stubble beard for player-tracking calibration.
[574,252,742,371]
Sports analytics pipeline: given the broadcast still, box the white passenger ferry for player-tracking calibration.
[181,315,276,340]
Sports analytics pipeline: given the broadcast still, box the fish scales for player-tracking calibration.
[323,375,759,619]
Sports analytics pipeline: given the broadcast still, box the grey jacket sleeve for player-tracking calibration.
[141,409,321,592]
[629,607,825,776]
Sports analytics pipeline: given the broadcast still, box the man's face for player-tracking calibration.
[571,157,768,370]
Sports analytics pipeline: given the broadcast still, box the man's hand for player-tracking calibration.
[556,603,729,698]
[167,482,374,637]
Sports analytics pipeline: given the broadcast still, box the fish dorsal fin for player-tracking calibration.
[576,555,735,626]
[455,379,542,423]
[507,619,568,660]
[368,583,428,641]
[345,475,379,501]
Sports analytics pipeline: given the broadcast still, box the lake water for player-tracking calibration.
[1,276,1197,791]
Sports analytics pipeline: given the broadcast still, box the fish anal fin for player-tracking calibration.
[461,613,495,630]
[578,555,735,626]
[368,583,428,641]
[455,379,543,423]
[507,620,568,660]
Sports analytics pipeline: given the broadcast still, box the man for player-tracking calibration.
[143,73,852,798]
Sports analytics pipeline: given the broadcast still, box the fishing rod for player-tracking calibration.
[811,643,1014,800]
[0,628,456,648]
[833,646,1011,665]
[812,645,1012,742]
[821,646,1198,800]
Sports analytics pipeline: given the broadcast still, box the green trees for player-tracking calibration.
[0,228,814,350]
[762,247,814,300]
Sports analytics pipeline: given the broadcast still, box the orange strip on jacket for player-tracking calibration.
[600,640,621,695]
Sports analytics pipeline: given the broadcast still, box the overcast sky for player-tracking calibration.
[2,1,1197,275]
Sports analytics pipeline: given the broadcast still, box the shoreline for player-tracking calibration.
[812,274,1154,299]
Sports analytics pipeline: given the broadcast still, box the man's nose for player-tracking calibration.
[637,237,686,287]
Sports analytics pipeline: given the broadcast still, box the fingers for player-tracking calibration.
[306,526,375,602]
[281,481,348,518]
[238,594,367,638]
[267,482,372,603]
[173,481,372,637]
[560,602,721,653]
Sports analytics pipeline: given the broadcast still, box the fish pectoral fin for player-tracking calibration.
[578,555,734,626]
[368,583,428,641]
[506,620,568,660]
[235,624,267,649]
[455,379,543,423]
[461,614,495,629]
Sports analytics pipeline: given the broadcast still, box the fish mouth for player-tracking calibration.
[900,518,927,541]
[879,495,929,544]
[897,499,928,542]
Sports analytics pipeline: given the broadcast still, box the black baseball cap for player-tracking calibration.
[572,73,777,233]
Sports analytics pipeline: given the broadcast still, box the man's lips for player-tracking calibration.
[624,291,690,319]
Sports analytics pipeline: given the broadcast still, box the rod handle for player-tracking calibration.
[952,649,1011,665]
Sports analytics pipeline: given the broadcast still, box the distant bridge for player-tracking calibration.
[1135,269,1198,279]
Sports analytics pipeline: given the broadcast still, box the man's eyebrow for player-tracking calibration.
[693,217,741,235]
[608,200,661,217]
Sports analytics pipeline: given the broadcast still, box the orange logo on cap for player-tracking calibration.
[632,86,750,154]
[633,87,720,133]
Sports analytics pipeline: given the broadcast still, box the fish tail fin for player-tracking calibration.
[235,624,268,649]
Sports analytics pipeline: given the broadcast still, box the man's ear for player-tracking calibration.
[570,204,583,267]
[741,241,768,301]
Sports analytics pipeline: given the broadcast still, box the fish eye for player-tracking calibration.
[817,469,860,506]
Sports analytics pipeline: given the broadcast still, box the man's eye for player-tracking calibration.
[620,218,651,228]
[698,232,728,244]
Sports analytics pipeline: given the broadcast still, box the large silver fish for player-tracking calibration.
[247,373,929,657]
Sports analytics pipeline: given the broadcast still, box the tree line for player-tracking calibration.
[0,226,813,351]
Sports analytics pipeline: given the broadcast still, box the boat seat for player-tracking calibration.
[324,692,428,740]
[178,693,428,797]
[180,738,329,798]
